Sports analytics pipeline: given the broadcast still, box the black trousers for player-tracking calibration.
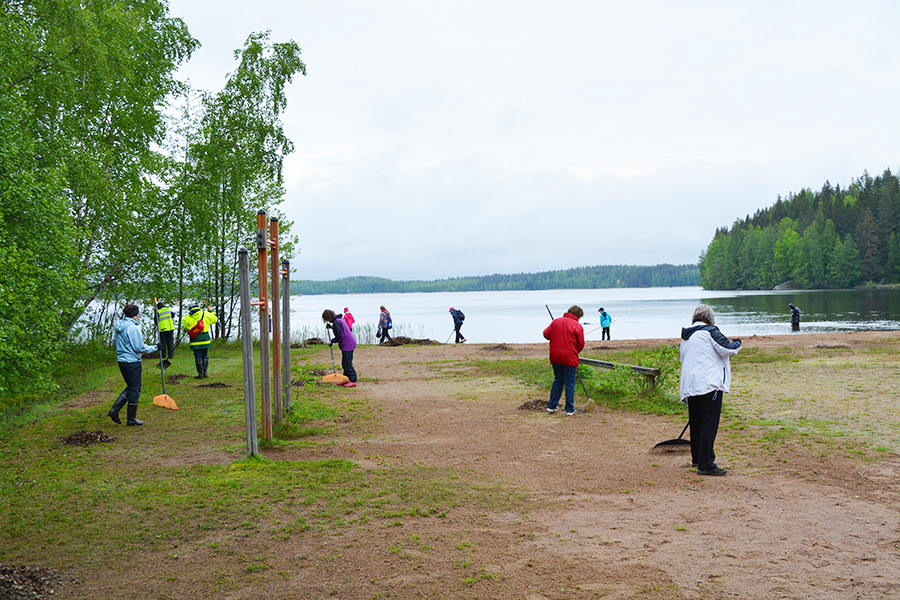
[118,361,143,406]
[159,330,175,359]
[687,390,722,471]
[380,327,392,342]
[454,322,464,343]
[341,350,357,382]
[602,327,610,340]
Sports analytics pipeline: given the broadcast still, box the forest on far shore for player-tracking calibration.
[700,168,900,290]
[291,264,700,295]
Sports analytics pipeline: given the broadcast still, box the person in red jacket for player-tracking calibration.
[543,305,585,415]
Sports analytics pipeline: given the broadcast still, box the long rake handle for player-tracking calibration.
[154,296,167,395]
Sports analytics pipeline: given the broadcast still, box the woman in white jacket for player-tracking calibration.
[680,305,741,476]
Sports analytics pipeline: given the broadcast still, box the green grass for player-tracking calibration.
[471,345,684,415]
[0,342,529,571]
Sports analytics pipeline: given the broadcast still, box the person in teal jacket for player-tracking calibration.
[599,307,612,340]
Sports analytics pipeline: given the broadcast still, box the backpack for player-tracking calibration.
[386,314,393,329]
[457,310,465,321]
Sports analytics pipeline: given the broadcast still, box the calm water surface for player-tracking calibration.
[289,287,900,344]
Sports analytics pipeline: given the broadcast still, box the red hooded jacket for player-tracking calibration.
[543,312,585,367]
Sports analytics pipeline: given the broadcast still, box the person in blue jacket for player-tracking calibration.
[378,306,393,344]
[109,304,158,426]
[449,307,466,343]
[598,307,612,340]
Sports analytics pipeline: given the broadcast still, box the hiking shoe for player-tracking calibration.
[460,338,466,343]
[546,407,558,413]
[698,467,727,476]
[343,381,357,388]
[566,409,576,416]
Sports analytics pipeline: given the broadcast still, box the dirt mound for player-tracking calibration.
[484,343,513,352]
[0,565,65,600]
[518,398,547,411]
[379,336,440,346]
[60,430,116,446]
[167,374,191,383]
[197,382,230,388]
[296,338,324,347]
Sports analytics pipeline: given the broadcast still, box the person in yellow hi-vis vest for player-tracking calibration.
[182,304,218,379]
[156,301,175,368]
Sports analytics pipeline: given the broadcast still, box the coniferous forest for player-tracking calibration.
[699,169,900,290]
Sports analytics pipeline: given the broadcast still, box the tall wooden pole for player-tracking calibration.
[238,248,258,456]
[256,210,272,441]
[281,259,291,413]
[270,217,282,422]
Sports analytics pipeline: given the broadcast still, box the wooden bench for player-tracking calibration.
[578,357,662,392]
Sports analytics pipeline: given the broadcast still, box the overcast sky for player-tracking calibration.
[167,1,900,282]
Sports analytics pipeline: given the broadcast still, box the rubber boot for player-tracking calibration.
[202,358,209,378]
[194,360,204,379]
[108,392,128,424]
[126,402,143,426]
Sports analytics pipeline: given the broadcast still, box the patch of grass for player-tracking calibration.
[733,346,794,364]
[471,345,684,415]
[0,342,531,575]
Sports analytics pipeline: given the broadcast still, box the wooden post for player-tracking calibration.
[238,248,258,457]
[256,210,272,441]
[281,259,291,413]
[270,217,282,422]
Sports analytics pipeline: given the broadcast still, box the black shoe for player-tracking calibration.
[108,409,121,424]
[126,418,144,426]
[698,467,727,476]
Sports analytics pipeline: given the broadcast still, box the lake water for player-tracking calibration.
[288,287,900,344]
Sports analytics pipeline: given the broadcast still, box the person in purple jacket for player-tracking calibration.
[322,309,358,387]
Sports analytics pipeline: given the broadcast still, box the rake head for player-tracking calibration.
[153,394,178,410]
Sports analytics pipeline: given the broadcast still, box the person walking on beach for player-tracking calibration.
[343,307,355,330]
[182,304,218,379]
[450,307,466,343]
[598,307,612,340]
[680,304,741,476]
[323,309,358,387]
[155,301,175,368]
[378,306,393,344]
[789,303,801,331]
[109,304,158,426]
[543,305,585,416]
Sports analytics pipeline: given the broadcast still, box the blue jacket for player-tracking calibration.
[115,318,158,363]
[600,311,612,327]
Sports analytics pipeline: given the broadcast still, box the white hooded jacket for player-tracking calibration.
[679,323,741,400]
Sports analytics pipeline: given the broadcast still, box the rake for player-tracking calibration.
[322,327,349,385]
[151,297,178,411]
[650,420,691,452]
